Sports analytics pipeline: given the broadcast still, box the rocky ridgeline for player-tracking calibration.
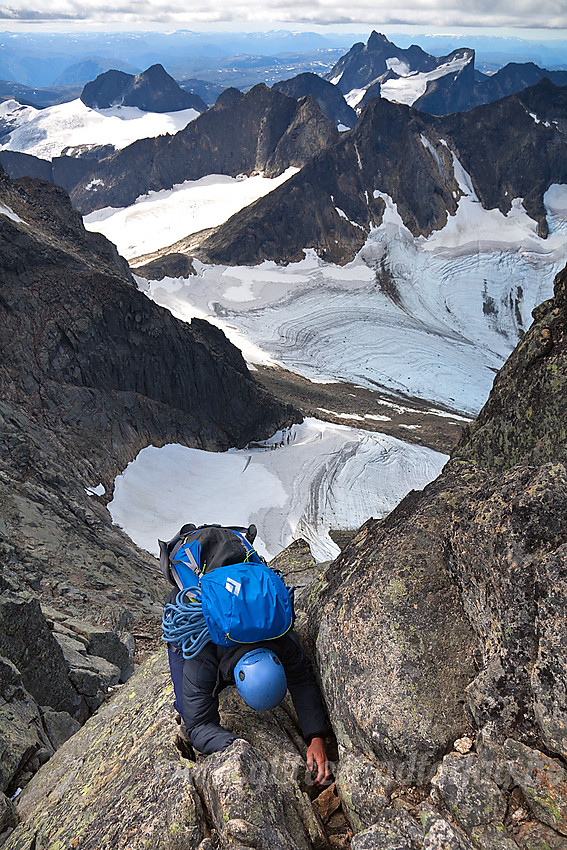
[324,30,567,116]
[196,78,567,265]
[2,259,565,848]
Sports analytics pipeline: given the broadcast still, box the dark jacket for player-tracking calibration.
[171,631,328,754]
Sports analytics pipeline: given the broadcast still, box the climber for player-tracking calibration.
[167,630,330,784]
[160,523,330,785]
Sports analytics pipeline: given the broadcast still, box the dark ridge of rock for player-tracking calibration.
[467,62,567,110]
[0,167,299,479]
[273,71,357,128]
[440,79,567,236]
[326,31,566,118]
[69,83,338,214]
[325,30,441,94]
[196,96,460,265]
[135,251,196,280]
[196,80,567,265]
[0,150,52,182]
[411,53,478,115]
[80,63,207,113]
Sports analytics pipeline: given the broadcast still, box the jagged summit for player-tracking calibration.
[325,30,475,112]
[195,79,567,266]
[68,83,338,214]
[80,63,207,113]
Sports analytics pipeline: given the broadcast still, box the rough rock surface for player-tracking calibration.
[196,80,567,265]
[3,650,339,850]
[80,63,207,113]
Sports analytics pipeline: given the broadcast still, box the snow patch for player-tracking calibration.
[386,57,411,75]
[85,483,106,496]
[0,203,27,225]
[529,112,551,128]
[380,53,471,106]
[0,98,200,161]
[108,418,447,562]
[345,88,367,108]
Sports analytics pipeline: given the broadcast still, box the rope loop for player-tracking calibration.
[161,587,211,659]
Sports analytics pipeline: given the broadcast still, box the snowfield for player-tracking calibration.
[136,183,567,417]
[84,169,299,260]
[0,98,200,161]
[108,419,448,562]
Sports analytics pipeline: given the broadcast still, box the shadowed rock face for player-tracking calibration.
[80,63,207,113]
[68,83,338,214]
[195,79,567,265]
[274,72,357,128]
[414,61,567,116]
[0,167,298,478]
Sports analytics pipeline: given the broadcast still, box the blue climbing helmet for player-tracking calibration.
[234,648,287,711]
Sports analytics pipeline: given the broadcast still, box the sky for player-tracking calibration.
[1,0,567,35]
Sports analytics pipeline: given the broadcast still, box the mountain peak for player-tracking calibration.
[81,64,206,114]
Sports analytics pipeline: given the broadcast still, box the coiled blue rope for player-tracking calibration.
[161,587,211,659]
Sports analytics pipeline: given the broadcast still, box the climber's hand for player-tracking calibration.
[306,737,330,786]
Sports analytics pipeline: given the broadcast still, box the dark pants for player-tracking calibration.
[168,645,184,715]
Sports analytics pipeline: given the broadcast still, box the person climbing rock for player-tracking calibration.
[159,523,331,785]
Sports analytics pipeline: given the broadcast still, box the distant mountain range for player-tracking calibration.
[325,31,567,116]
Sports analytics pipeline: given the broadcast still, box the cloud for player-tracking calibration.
[1,0,567,28]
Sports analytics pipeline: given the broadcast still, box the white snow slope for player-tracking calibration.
[84,169,299,260]
[0,98,199,161]
[135,182,567,417]
[108,419,448,562]
[345,52,472,109]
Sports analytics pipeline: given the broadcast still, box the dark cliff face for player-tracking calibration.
[196,80,567,266]
[273,72,357,128]
[0,167,299,479]
[68,83,338,214]
[80,63,207,113]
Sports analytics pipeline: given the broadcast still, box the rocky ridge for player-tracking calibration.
[273,72,357,128]
[2,258,566,848]
[80,63,207,113]
[192,78,567,266]
[325,31,567,117]
[70,83,338,214]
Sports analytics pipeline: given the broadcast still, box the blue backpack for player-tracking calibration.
[160,524,295,654]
